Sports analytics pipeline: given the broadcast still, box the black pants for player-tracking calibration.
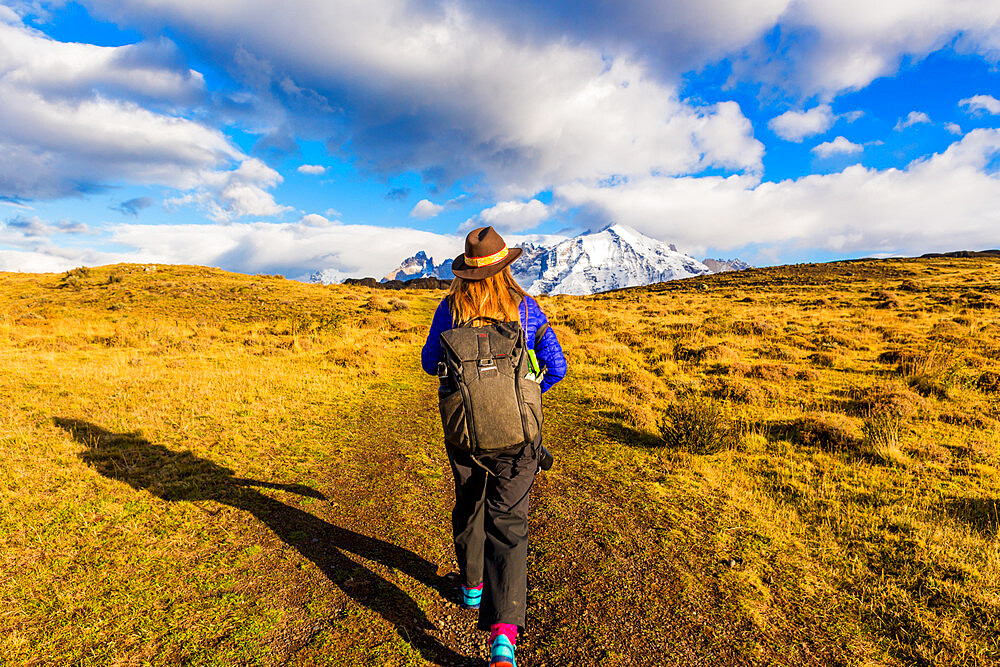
[447,440,539,630]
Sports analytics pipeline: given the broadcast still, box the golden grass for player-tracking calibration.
[2,259,999,665]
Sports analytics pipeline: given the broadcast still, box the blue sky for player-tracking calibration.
[1,1,999,280]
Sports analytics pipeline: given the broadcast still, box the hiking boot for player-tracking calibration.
[489,634,517,667]
[460,584,482,610]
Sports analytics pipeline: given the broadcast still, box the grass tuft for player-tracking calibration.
[658,392,730,454]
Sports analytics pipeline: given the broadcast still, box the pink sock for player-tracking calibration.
[489,623,518,646]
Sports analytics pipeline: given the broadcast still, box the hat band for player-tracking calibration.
[465,246,508,267]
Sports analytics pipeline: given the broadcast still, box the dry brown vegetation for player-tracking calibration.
[2,258,999,666]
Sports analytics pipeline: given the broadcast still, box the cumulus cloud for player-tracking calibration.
[297,164,326,174]
[409,199,444,219]
[769,105,835,141]
[556,129,1000,257]
[960,94,1000,116]
[165,158,292,222]
[895,111,932,131]
[462,199,550,233]
[739,2,1000,97]
[812,136,864,157]
[0,18,287,220]
[107,216,461,280]
[82,0,763,198]
[945,122,963,135]
[0,210,560,278]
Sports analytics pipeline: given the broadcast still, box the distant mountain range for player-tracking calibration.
[380,251,455,282]
[311,224,751,295]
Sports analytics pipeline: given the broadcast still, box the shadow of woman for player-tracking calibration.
[55,417,467,666]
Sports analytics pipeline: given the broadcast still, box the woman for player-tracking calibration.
[421,226,567,667]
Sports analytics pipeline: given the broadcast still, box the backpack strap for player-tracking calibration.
[534,322,549,349]
[514,291,549,349]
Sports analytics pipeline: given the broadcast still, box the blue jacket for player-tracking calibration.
[421,296,567,393]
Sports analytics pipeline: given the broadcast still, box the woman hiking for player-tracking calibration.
[421,226,567,667]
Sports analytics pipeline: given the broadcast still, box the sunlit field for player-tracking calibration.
[2,259,998,666]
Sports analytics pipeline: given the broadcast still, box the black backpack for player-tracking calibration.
[437,299,548,455]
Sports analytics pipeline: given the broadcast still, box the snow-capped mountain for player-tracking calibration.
[703,258,752,273]
[512,224,710,296]
[313,224,747,292]
[309,267,352,285]
[380,251,454,282]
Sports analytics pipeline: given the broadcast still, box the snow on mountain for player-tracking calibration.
[703,258,753,273]
[382,251,434,281]
[381,251,455,282]
[309,267,352,285]
[515,224,710,296]
[321,223,746,293]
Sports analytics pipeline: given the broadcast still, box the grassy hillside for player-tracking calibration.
[1,259,998,666]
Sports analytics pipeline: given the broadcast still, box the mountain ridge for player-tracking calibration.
[311,224,750,294]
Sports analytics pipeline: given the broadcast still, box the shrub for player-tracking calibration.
[809,351,836,367]
[787,412,860,452]
[59,266,90,289]
[733,319,776,336]
[976,371,1000,394]
[760,344,796,361]
[386,297,408,311]
[862,409,906,465]
[365,295,408,312]
[702,344,739,363]
[714,378,765,405]
[658,393,730,454]
[859,384,923,420]
[899,279,921,292]
[674,343,706,363]
[749,363,795,381]
[877,349,921,366]
[873,290,902,309]
[891,349,956,399]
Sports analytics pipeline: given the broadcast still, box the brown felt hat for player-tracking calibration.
[452,226,522,280]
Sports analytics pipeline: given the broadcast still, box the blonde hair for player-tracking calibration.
[448,266,527,325]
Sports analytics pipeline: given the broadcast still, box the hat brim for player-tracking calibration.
[451,246,522,280]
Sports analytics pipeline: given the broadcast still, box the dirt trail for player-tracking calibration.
[236,356,847,665]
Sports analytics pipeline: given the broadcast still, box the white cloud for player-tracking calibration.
[744,2,1000,96]
[812,136,864,157]
[894,111,932,131]
[82,0,763,198]
[3,214,88,236]
[462,199,550,233]
[556,129,1000,257]
[945,122,962,135]
[0,19,289,221]
[769,104,835,141]
[165,158,292,222]
[300,213,335,226]
[959,94,1000,116]
[297,164,326,174]
[0,5,22,24]
[107,216,461,280]
[409,199,445,219]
